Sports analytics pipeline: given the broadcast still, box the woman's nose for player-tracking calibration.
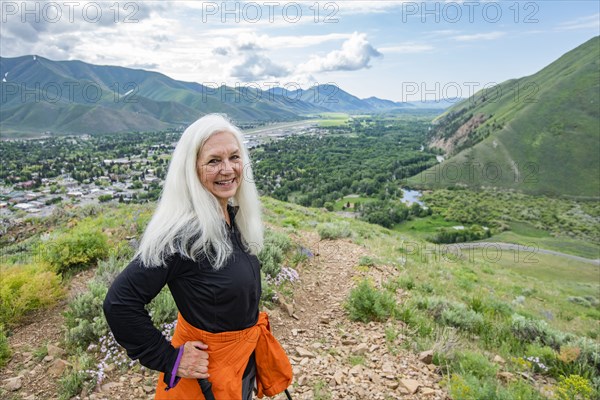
[220,159,233,173]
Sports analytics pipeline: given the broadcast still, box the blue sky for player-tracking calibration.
[1,1,598,102]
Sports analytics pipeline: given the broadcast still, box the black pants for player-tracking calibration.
[241,352,256,400]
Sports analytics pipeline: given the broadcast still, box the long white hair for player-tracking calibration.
[136,114,263,269]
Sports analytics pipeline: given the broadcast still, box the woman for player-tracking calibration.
[103,114,292,399]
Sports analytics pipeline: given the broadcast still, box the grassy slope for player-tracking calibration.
[409,36,600,197]
[2,197,598,398]
[9,196,592,338]
[261,197,599,338]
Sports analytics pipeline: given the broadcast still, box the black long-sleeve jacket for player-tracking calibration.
[103,213,262,385]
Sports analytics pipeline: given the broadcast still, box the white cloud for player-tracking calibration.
[299,32,382,73]
[379,43,434,54]
[203,29,352,56]
[209,31,382,83]
[213,47,229,56]
[233,32,269,51]
[230,54,290,80]
[426,29,462,37]
[267,33,352,48]
[557,14,600,31]
[453,31,506,41]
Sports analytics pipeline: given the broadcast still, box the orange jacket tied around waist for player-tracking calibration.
[155,312,293,399]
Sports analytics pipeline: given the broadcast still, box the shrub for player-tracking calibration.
[447,372,547,400]
[99,194,114,203]
[281,216,301,228]
[258,229,292,277]
[525,343,557,365]
[62,255,134,352]
[0,325,10,368]
[568,296,600,308]
[259,245,285,277]
[482,298,514,318]
[42,227,109,276]
[57,351,96,400]
[358,256,377,267]
[429,224,491,244]
[418,282,435,294]
[415,296,489,334]
[148,288,178,326]
[479,320,516,350]
[440,305,485,334]
[64,281,109,349]
[345,279,397,322]
[0,264,64,327]
[510,314,567,350]
[450,351,498,380]
[92,255,127,288]
[417,296,453,318]
[397,276,415,290]
[447,374,473,399]
[317,222,352,240]
[260,270,278,307]
[556,375,594,400]
[569,337,600,371]
[58,369,87,400]
[290,247,310,267]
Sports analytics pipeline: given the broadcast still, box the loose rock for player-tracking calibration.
[400,378,421,394]
[4,376,22,391]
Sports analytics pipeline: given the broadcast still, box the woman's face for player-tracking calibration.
[197,131,243,206]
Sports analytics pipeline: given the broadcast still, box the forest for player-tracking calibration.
[251,115,439,225]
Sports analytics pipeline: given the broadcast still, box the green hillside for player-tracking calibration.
[409,36,600,197]
[0,56,315,136]
[1,198,599,398]
[0,56,449,137]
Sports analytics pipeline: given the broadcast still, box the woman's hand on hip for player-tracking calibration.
[176,341,210,379]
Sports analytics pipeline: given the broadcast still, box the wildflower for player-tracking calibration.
[524,356,549,373]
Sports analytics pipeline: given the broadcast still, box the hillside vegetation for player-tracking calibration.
[1,199,598,399]
[410,36,600,197]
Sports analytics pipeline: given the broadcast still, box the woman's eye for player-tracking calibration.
[208,159,219,164]
[231,155,241,160]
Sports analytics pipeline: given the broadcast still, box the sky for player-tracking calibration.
[0,0,598,102]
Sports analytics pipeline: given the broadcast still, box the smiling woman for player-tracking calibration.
[103,114,293,400]
[196,130,244,223]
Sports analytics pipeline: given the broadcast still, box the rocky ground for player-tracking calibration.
[1,231,449,400]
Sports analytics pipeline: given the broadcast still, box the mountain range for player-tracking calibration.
[409,36,600,198]
[0,56,446,137]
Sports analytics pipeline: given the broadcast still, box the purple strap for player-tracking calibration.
[166,346,184,390]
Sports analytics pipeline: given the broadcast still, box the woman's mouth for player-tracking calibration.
[216,178,235,186]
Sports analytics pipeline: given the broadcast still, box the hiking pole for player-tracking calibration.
[284,388,293,400]
[198,378,216,400]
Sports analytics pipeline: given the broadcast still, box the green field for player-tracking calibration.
[393,214,464,239]
[315,112,350,127]
[392,210,599,259]
[488,228,600,260]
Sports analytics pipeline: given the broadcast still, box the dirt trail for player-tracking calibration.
[1,233,448,400]
[0,269,95,400]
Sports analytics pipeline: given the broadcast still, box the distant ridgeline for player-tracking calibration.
[410,36,600,198]
[0,55,444,137]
